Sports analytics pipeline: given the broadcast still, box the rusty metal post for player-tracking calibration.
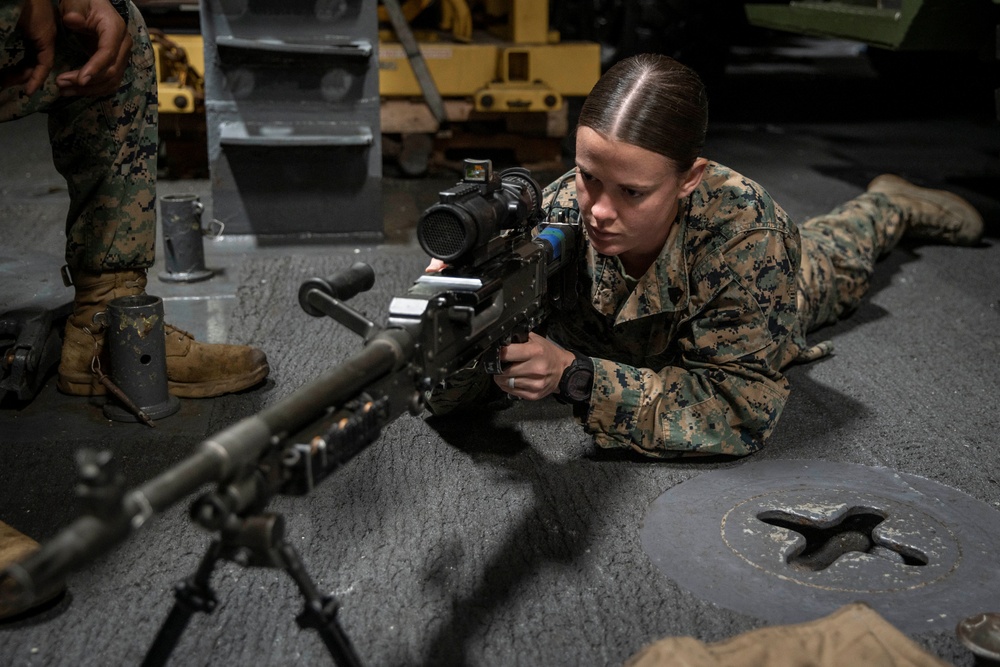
[102,295,180,423]
[158,194,217,283]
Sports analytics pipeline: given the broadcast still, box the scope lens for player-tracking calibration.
[418,209,470,260]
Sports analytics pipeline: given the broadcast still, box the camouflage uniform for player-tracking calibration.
[541,162,907,457]
[0,0,158,272]
[430,162,907,459]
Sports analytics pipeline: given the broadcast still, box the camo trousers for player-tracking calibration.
[797,191,906,335]
[0,0,157,272]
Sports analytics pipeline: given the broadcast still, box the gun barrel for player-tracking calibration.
[0,331,413,608]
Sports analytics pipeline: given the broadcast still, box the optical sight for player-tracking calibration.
[417,159,542,267]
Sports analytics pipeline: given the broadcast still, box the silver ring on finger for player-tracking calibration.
[508,377,516,389]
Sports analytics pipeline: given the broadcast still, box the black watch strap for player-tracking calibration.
[557,351,594,404]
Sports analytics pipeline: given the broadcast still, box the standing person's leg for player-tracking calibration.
[796,177,982,334]
[44,1,160,394]
[48,0,157,275]
[49,2,269,398]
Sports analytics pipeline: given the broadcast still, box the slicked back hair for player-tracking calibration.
[578,54,709,173]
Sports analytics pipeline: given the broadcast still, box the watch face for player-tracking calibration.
[565,367,592,402]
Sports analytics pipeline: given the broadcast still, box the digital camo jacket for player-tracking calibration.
[429,161,904,457]
[541,161,808,458]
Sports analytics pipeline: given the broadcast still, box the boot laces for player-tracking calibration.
[164,324,195,340]
[81,325,103,367]
[895,192,968,235]
[87,330,102,376]
[910,214,962,233]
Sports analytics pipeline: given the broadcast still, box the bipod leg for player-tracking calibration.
[274,540,363,667]
[142,538,223,667]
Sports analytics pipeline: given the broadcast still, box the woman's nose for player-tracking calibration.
[590,191,615,223]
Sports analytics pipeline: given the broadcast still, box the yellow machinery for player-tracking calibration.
[150,29,208,178]
[151,0,601,175]
[150,30,204,115]
[378,0,602,173]
[379,0,600,116]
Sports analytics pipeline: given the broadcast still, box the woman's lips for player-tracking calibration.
[586,225,614,245]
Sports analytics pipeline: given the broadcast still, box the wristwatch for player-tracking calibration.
[558,352,594,404]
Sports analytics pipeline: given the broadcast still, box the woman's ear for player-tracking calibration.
[678,158,709,199]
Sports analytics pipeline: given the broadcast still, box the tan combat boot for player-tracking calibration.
[57,269,146,396]
[0,521,64,620]
[57,269,270,398]
[162,324,270,398]
[868,174,984,246]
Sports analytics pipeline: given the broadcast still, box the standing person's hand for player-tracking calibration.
[55,0,131,97]
[13,0,58,95]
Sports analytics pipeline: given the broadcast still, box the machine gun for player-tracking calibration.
[0,160,580,666]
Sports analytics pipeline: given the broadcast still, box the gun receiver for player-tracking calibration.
[0,160,580,665]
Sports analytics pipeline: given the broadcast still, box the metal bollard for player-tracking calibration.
[158,194,222,283]
[101,295,180,423]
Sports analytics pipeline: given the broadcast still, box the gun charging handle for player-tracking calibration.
[298,262,378,339]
